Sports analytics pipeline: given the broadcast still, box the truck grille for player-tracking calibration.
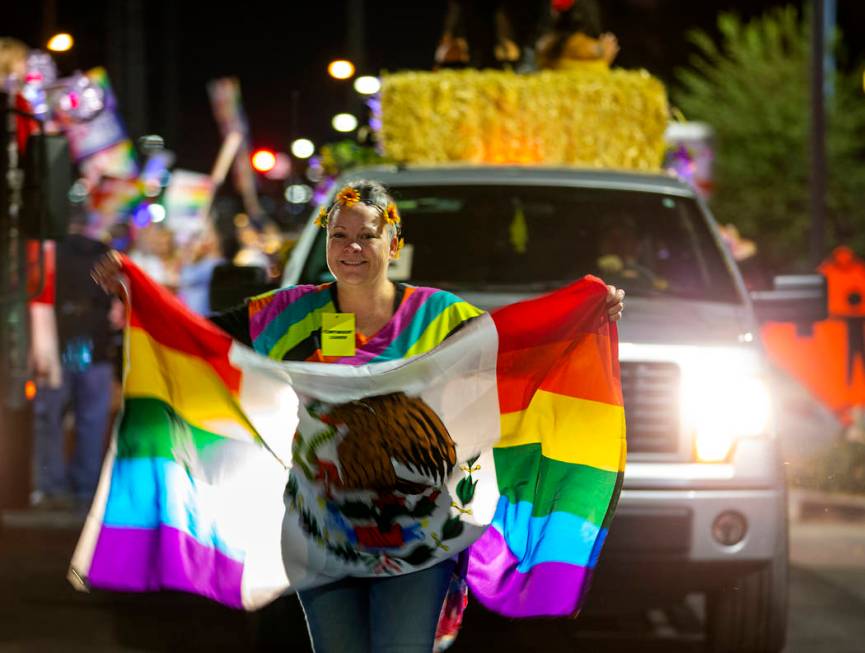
[620,362,680,454]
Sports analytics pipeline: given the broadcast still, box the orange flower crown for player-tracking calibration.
[314,186,404,258]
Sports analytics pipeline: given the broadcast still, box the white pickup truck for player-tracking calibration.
[282,165,827,653]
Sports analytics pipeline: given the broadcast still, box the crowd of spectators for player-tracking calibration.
[29,203,290,512]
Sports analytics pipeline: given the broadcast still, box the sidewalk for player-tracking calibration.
[789,487,865,522]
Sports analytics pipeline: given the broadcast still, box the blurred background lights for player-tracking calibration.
[332,113,358,133]
[251,148,277,173]
[264,152,292,180]
[291,138,315,159]
[327,59,355,80]
[67,179,90,203]
[306,163,324,183]
[138,134,165,154]
[143,180,161,198]
[285,184,313,204]
[57,73,106,122]
[148,203,166,223]
[353,76,381,95]
[47,33,74,52]
[132,204,151,228]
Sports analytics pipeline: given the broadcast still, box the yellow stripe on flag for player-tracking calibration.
[124,327,258,442]
[498,389,626,472]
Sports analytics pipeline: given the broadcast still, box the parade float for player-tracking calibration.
[376,68,669,171]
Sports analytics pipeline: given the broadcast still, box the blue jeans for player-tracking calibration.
[298,558,456,653]
[32,362,113,502]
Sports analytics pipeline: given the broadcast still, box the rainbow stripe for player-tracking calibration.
[467,279,626,617]
[77,258,278,609]
[90,177,146,218]
[164,170,215,220]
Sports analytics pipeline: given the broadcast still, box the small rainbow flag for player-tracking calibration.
[164,170,214,220]
[89,177,147,218]
[70,259,624,618]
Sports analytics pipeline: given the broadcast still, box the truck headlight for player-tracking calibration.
[682,372,772,463]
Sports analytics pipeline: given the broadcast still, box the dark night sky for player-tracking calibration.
[6,1,865,174]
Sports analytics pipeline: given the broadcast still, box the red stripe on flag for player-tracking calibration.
[492,277,621,412]
[120,256,242,394]
[497,334,621,412]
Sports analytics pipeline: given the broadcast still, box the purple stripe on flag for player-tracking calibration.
[249,284,323,341]
[87,525,244,609]
[334,286,439,365]
[467,524,589,618]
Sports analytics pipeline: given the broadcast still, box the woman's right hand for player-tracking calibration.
[91,250,125,295]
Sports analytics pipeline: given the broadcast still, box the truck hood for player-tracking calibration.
[456,291,754,347]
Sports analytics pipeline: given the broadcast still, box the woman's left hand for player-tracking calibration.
[606,284,625,322]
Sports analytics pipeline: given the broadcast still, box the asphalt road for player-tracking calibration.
[1,513,864,652]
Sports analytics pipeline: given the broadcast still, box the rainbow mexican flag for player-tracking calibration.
[70,258,624,617]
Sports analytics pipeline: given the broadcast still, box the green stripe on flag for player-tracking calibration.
[116,397,224,460]
[493,443,620,526]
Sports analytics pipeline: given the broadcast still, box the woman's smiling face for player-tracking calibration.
[326,203,398,288]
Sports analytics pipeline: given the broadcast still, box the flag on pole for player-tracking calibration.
[206,77,262,218]
[70,258,625,618]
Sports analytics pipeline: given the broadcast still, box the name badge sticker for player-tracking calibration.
[321,313,356,357]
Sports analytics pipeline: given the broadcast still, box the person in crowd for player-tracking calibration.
[536,0,620,70]
[129,223,180,293]
[435,0,548,70]
[32,204,122,510]
[596,217,666,290]
[107,222,133,254]
[177,226,225,316]
[206,227,278,313]
[93,180,624,651]
[0,37,28,87]
[234,223,272,271]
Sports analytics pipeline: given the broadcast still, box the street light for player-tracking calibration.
[332,113,358,133]
[285,184,313,204]
[148,204,166,224]
[47,33,74,52]
[328,59,355,80]
[353,76,381,95]
[251,148,277,173]
[291,138,315,159]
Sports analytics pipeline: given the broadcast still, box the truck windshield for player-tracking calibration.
[300,184,741,303]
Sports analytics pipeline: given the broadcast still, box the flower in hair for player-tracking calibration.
[314,206,329,229]
[384,202,401,226]
[392,237,406,261]
[335,187,361,207]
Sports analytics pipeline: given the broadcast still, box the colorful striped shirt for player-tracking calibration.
[238,282,484,363]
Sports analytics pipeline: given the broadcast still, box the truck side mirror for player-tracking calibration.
[750,274,828,324]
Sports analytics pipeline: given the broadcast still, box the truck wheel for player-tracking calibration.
[706,541,788,653]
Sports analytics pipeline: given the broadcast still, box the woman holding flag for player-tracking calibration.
[91,179,625,652]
